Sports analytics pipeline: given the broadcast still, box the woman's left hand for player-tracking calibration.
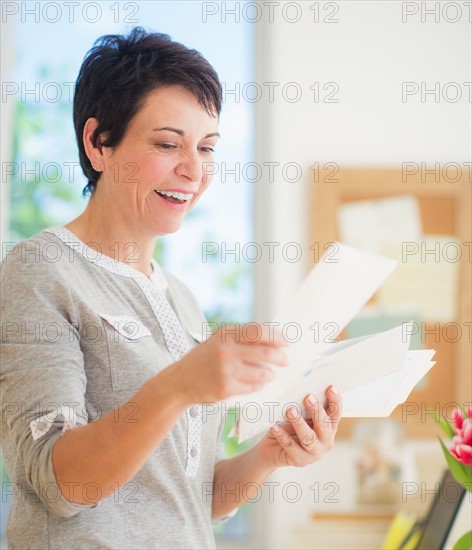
[256,385,342,468]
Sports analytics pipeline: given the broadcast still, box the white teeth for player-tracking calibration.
[156,190,193,201]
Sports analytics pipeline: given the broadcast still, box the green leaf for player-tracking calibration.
[453,530,472,550]
[439,438,472,490]
[438,417,455,438]
[425,409,455,437]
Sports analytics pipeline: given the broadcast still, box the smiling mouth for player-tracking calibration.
[154,190,193,204]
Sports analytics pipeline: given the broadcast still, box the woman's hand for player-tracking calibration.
[211,386,342,518]
[255,386,342,468]
[172,324,288,404]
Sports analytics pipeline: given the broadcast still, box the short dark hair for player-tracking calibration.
[73,27,222,196]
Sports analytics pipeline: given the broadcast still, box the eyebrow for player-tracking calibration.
[152,126,220,139]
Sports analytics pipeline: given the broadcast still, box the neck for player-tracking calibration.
[65,192,156,277]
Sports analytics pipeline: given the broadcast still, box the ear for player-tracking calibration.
[83,117,105,173]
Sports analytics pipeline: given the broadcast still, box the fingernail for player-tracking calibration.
[288,407,297,419]
[307,394,316,405]
[330,385,339,395]
[272,424,280,433]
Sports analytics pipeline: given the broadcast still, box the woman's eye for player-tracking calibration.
[155,143,177,150]
[200,146,215,153]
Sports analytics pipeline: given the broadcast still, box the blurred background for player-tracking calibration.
[1,1,471,548]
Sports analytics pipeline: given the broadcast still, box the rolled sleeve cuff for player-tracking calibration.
[27,416,97,518]
[212,507,238,525]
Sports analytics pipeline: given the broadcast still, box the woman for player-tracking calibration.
[0,28,342,549]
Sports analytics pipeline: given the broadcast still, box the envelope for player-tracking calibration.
[225,242,398,409]
[223,242,436,443]
[231,324,436,442]
[342,349,436,417]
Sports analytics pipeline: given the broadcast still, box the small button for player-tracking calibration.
[190,446,198,458]
[189,406,198,418]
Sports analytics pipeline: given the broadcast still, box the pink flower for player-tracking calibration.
[452,408,464,431]
[450,443,472,466]
[462,421,472,446]
[449,417,472,466]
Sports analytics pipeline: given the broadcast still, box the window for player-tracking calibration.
[2,0,255,542]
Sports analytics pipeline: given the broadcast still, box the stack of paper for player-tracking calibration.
[225,243,436,443]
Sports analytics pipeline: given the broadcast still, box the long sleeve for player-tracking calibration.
[1,239,95,518]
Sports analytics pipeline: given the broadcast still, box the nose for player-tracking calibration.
[175,149,203,183]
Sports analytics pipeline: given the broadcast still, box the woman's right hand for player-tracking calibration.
[172,324,288,404]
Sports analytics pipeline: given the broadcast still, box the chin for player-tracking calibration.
[152,221,184,237]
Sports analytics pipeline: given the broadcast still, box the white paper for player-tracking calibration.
[222,242,436,443]
[232,338,435,443]
[341,350,436,417]
[225,242,397,408]
[233,323,415,442]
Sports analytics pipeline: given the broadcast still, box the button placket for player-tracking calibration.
[139,277,202,477]
[186,404,202,477]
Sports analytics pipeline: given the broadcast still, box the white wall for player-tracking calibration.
[254,0,471,318]
[253,2,471,547]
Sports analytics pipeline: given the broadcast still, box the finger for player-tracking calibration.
[304,394,332,444]
[270,423,305,460]
[324,385,343,434]
[236,364,275,385]
[215,323,288,347]
[285,407,319,452]
[247,323,288,347]
[238,344,288,367]
[228,362,281,396]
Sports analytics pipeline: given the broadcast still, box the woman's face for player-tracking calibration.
[97,85,220,237]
